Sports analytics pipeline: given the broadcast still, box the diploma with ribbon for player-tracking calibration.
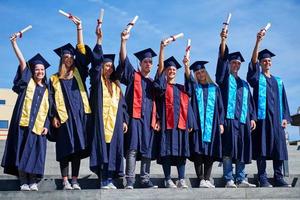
[97,9,104,27]
[262,22,271,32]
[124,16,139,33]
[185,39,191,58]
[223,13,231,30]
[11,25,32,40]
[59,9,81,23]
[164,33,184,44]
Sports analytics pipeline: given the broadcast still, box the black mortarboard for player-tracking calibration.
[53,43,76,57]
[134,48,157,62]
[190,61,209,72]
[258,49,275,61]
[103,54,115,63]
[28,53,50,70]
[164,56,182,69]
[228,51,245,62]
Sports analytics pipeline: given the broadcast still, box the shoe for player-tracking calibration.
[29,183,39,191]
[20,184,30,191]
[140,180,158,189]
[205,180,215,188]
[72,183,81,190]
[274,178,291,187]
[176,179,188,189]
[125,180,134,189]
[107,182,117,189]
[199,179,209,188]
[259,180,273,188]
[164,179,177,188]
[63,180,73,190]
[237,180,256,188]
[225,180,237,188]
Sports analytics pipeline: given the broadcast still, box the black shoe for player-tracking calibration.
[140,180,158,189]
[274,178,291,187]
[259,180,273,187]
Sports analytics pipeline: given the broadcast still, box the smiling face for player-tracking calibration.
[102,61,114,78]
[166,66,177,81]
[260,58,272,71]
[195,68,207,83]
[230,60,241,74]
[140,58,153,74]
[33,64,45,82]
[62,53,74,69]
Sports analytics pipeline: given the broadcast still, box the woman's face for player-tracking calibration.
[33,64,45,81]
[195,69,207,83]
[62,54,74,68]
[166,66,177,80]
[103,62,113,77]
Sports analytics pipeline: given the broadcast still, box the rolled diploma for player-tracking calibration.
[98,9,104,27]
[126,16,139,32]
[15,25,32,38]
[59,9,80,23]
[185,39,191,58]
[223,13,231,29]
[263,23,271,31]
[165,33,184,43]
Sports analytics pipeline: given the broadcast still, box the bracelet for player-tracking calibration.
[77,28,82,30]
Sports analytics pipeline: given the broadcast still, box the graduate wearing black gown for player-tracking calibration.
[216,29,257,188]
[1,33,50,191]
[184,59,224,188]
[88,26,128,189]
[247,30,291,187]
[116,30,160,189]
[48,16,91,190]
[154,40,197,189]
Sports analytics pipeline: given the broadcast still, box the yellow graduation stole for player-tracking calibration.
[50,67,91,123]
[101,77,120,143]
[19,78,49,135]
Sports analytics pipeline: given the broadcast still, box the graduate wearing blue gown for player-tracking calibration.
[88,27,128,189]
[117,30,160,189]
[216,29,257,188]
[184,59,224,188]
[1,33,50,191]
[153,40,197,189]
[48,17,91,190]
[247,30,291,187]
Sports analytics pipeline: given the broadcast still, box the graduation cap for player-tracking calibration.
[228,51,245,62]
[103,54,115,63]
[28,53,50,70]
[190,61,209,72]
[134,48,157,62]
[164,56,182,69]
[258,49,275,61]
[53,43,76,57]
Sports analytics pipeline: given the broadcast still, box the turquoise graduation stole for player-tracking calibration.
[258,73,283,121]
[195,83,216,143]
[226,74,249,124]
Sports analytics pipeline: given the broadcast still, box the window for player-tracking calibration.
[0,100,5,105]
[0,120,9,129]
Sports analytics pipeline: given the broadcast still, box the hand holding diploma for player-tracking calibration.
[185,39,191,59]
[97,9,104,28]
[223,13,231,31]
[59,9,81,25]
[124,16,138,33]
[162,33,184,46]
[10,25,32,41]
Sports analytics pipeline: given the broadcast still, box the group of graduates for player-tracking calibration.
[1,14,292,191]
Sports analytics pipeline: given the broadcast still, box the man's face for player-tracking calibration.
[260,58,272,71]
[140,58,153,74]
[230,60,241,74]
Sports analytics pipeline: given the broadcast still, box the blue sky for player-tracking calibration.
[1,0,300,139]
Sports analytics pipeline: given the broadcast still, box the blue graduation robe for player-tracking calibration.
[185,75,224,161]
[215,45,256,164]
[48,45,91,161]
[1,67,49,177]
[115,57,158,160]
[247,61,291,160]
[88,44,127,176]
[153,72,197,166]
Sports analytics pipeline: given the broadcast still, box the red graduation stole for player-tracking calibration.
[166,84,189,130]
[133,71,157,129]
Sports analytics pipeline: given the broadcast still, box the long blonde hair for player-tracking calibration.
[58,58,74,79]
[101,62,123,97]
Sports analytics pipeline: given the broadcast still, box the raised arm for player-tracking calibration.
[10,33,26,72]
[216,29,229,85]
[220,28,228,59]
[251,30,265,64]
[158,38,173,76]
[120,30,130,65]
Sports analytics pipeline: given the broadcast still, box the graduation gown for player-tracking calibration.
[247,61,291,160]
[88,44,127,176]
[215,45,256,164]
[115,57,157,160]
[48,45,91,161]
[185,75,224,161]
[153,72,197,166]
[1,67,49,177]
